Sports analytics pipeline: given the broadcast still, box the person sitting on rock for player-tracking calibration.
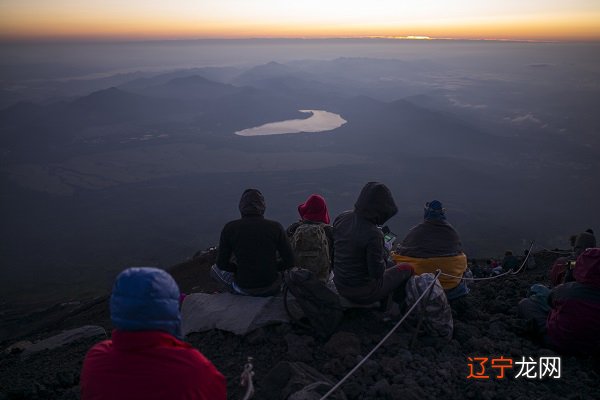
[211,188,295,296]
[550,229,597,286]
[333,182,413,305]
[501,250,519,271]
[393,200,468,300]
[81,267,226,400]
[518,248,600,356]
[287,194,334,282]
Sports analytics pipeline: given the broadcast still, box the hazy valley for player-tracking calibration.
[1,39,599,312]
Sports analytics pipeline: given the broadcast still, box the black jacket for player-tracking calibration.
[217,189,294,289]
[333,182,398,287]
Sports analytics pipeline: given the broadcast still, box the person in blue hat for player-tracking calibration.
[81,267,226,400]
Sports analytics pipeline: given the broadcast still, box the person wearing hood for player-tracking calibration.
[211,188,295,296]
[519,248,600,356]
[393,200,468,299]
[551,229,597,286]
[333,182,413,305]
[287,194,334,280]
[81,267,226,400]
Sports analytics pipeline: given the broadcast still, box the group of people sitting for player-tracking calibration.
[209,182,469,306]
[79,182,598,398]
[469,249,531,278]
[81,181,470,399]
[518,229,599,356]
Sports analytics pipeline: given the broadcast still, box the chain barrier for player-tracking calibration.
[318,269,442,400]
[437,240,535,282]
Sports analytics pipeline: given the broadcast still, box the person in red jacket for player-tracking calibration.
[519,248,600,356]
[81,267,226,400]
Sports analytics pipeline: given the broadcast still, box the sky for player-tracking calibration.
[0,0,599,41]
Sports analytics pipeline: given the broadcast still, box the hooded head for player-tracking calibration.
[574,230,597,257]
[110,267,182,339]
[424,200,446,221]
[298,194,330,224]
[239,188,266,217]
[574,248,600,287]
[354,182,398,225]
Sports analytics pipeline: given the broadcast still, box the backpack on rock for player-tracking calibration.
[404,272,453,340]
[283,268,343,339]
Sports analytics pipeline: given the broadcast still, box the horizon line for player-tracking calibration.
[2,35,600,45]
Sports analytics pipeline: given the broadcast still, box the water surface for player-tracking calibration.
[235,110,346,136]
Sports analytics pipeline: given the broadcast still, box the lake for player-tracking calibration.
[235,110,347,136]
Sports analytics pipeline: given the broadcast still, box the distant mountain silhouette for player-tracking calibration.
[138,75,240,100]
[71,87,180,124]
[119,67,241,92]
[233,61,305,86]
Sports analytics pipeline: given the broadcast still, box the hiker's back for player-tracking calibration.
[291,222,331,282]
[82,332,225,400]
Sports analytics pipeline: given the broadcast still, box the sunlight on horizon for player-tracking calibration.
[0,0,599,41]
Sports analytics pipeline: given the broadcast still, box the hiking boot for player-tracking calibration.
[210,264,235,291]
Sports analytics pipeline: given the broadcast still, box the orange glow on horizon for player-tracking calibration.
[0,1,599,42]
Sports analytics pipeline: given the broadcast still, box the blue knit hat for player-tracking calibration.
[110,267,182,339]
[424,200,446,221]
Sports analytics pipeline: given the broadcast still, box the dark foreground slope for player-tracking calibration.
[0,252,598,400]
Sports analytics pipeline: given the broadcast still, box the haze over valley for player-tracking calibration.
[1,39,599,311]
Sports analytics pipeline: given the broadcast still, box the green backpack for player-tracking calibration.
[291,223,331,282]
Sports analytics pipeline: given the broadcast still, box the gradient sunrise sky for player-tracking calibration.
[1,0,599,42]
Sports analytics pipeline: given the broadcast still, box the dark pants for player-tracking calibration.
[210,264,281,297]
[335,266,411,305]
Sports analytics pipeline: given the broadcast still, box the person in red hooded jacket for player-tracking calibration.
[519,248,600,356]
[81,267,226,400]
[287,193,334,266]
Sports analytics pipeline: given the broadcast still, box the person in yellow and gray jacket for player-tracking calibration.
[393,200,468,300]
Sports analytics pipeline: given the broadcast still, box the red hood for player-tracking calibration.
[298,194,330,224]
[574,248,600,287]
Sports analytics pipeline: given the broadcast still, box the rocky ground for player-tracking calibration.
[1,250,598,399]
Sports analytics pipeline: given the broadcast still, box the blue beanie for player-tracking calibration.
[424,200,446,221]
[110,267,182,339]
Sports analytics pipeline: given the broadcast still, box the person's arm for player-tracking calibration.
[366,231,386,279]
[276,224,295,270]
[216,225,236,272]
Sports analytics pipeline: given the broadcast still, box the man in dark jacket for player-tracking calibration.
[211,188,295,296]
[333,182,413,305]
[501,251,519,271]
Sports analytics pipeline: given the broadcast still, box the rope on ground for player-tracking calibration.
[240,356,255,400]
[438,240,535,282]
[318,270,442,400]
